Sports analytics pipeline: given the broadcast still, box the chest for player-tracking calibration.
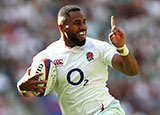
[50,48,105,86]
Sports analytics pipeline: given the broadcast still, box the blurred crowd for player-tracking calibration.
[0,0,160,115]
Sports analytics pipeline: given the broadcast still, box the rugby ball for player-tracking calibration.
[31,58,57,97]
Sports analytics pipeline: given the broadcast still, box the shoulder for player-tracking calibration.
[33,40,61,61]
[46,40,61,50]
[86,37,113,49]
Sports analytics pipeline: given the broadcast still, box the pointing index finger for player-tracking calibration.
[111,16,115,28]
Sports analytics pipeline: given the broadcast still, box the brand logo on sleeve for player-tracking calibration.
[54,59,63,67]
[86,52,94,61]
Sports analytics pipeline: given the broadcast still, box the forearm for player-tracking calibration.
[17,82,34,97]
[120,52,139,76]
[112,52,139,76]
[17,76,34,97]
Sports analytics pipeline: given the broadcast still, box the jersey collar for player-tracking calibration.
[59,37,88,53]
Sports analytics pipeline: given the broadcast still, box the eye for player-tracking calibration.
[74,22,81,25]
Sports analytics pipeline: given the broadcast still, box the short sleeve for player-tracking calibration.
[31,50,47,69]
[100,42,118,68]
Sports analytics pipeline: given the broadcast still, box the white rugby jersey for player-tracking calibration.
[31,37,118,115]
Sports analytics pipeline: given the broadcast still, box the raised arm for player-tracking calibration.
[109,16,139,76]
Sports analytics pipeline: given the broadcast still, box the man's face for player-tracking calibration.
[64,11,87,47]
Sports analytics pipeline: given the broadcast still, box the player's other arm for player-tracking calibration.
[109,16,139,76]
[112,53,139,76]
[17,67,47,97]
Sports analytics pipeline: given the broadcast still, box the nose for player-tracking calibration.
[80,23,87,30]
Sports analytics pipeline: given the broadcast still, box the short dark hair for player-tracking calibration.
[57,5,81,25]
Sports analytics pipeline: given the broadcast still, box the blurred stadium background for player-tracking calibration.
[0,0,160,115]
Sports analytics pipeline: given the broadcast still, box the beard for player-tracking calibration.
[67,32,86,47]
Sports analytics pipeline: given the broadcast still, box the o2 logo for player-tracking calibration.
[67,68,89,86]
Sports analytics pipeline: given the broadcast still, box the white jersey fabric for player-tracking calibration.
[31,37,118,115]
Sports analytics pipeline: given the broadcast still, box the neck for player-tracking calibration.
[61,33,75,48]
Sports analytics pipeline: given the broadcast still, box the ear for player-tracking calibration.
[65,25,69,28]
[58,24,63,30]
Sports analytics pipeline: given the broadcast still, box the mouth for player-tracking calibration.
[78,31,86,39]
